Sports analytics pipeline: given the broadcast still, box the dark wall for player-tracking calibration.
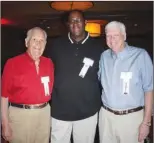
[1,26,26,72]
[128,33,153,60]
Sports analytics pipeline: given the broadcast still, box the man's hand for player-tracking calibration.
[138,122,150,142]
[2,122,13,141]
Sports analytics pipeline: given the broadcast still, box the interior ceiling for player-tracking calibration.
[1,1,153,37]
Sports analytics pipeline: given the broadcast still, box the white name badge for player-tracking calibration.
[41,76,50,96]
[120,72,132,95]
[79,57,94,78]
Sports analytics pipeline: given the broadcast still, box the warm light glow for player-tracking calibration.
[1,18,16,26]
[50,2,93,11]
[85,23,101,37]
[1,18,12,25]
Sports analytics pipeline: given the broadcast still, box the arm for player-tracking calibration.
[1,60,13,141]
[1,98,13,141]
[1,97,9,125]
[143,91,153,124]
[138,91,153,142]
[141,50,153,125]
[138,50,153,142]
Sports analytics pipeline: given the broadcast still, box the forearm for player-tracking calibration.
[1,97,9,125]
[143,91,153,123]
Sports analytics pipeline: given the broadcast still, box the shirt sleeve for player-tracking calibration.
[1,59,13,98]
[141,49,153,92]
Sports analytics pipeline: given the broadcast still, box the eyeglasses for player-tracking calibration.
[69,19,83,24]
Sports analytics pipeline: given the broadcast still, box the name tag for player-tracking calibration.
[79,57,94,78]
[120,72,132,95]
[41,76,50,96]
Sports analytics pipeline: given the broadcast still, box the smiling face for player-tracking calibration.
[105,21,126,53]
[25,28,46,61]
[67,11,86,41]
[106,27,125,53]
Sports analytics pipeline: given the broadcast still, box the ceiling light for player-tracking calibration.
[50,1,93,11]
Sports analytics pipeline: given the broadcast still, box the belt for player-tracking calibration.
[9,102,48,109]
[102,104,144,115]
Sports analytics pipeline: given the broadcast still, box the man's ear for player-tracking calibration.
[44,41,47,46]
[25,38,28,48]
[85,20,87,25]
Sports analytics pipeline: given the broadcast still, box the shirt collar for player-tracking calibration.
[111,42,130,60]
[68,32,89,44]
[25,52,42,63]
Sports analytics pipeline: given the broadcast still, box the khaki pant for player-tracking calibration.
[9,104,50,143]
[51,112,98,143]
[99,107,144,143]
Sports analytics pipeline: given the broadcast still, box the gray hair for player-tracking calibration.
[26,27,47,41]
[105,21,126,40]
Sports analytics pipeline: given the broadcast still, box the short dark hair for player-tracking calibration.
[61,9,85,24]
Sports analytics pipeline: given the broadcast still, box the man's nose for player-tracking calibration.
[110,36,116,40]
[35,40,40,45]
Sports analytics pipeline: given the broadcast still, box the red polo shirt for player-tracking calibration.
[2,53,54,104]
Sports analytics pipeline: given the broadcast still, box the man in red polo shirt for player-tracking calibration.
[1,27,54,143]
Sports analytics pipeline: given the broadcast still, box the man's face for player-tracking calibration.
[68,11,85,38]
[25,29,46,61]
[106,27,125,52]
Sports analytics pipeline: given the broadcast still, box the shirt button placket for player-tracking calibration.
[75,47,79,56]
